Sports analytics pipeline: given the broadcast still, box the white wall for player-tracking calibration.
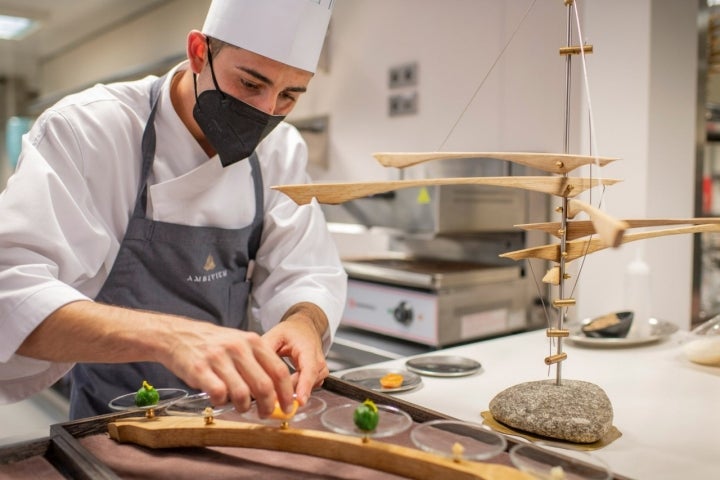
[292,0,571,184]
[574,0,698,327]
[37,0,211,101]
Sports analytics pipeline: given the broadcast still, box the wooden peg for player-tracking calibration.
[552,298,576,308]
[546,328,570,337]
[559,45,593,55]
[545,353,568,365]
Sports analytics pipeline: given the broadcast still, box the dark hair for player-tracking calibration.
[207,36,231,58]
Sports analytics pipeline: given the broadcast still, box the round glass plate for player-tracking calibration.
[509,443,612,480]
[108,388,188,412]
[567,318,678,348]
[165,392,235,417]
[239,396,327,425]
[340,368,422,393]
[405,355,482,377]
[410,420,506,461]
[321,403,412,439]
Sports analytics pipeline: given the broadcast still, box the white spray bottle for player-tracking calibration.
[623,245,652,338]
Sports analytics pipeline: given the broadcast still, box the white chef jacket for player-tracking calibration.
[0,63,347,403]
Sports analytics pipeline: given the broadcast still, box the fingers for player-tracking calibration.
[163,325,294,417]
[231,336,295,416]
[294,358,329,404]
[262,316,329,406]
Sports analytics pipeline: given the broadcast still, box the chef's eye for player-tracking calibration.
[280,91,297,103]
[240,78,260,91]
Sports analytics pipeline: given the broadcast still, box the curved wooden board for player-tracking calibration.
[372,152,618,174]
[501,223,720,262]
[272,177,621,205]
[515,218,720,241]
[566,199,628,248]
[107,416,533,480]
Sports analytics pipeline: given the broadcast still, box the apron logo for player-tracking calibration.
[185,254,228,283]
[203,254,216,271]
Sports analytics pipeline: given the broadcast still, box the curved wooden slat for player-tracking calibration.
[566,199,628,248]
[501,223,720,262]
[515,218,720,241]
[272,177,621,205]
[107,417,532,480]
[373,152,618,174]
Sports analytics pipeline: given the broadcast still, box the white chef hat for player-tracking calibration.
[202,0,333,73]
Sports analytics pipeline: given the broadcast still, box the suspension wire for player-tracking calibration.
[567,0,610,296]
[437,0,539,150]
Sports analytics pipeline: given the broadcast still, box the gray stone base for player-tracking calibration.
[489,379,613,443]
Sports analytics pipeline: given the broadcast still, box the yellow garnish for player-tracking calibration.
[269,399,300,420]
[362,398,378,413]
[380,373,404,389]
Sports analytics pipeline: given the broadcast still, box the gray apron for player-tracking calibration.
[69,76,264,419]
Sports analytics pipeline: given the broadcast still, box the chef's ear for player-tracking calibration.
[187,30,208,74]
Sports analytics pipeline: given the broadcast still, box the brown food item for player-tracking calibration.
[379,373,404,389]
[582,313,619,331]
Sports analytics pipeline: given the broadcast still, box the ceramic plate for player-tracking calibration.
[567,318,678,347]
[340,368,422,393]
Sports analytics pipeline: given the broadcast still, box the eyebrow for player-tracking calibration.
[239,66,308,93]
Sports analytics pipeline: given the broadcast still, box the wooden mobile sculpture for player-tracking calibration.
[273,0,720,444]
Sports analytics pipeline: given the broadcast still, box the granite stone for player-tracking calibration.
[489,379,613,443]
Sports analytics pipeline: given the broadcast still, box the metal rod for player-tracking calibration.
[555,0,575,387]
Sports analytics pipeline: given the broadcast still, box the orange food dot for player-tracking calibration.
[270,399,300,420]
[380,373,404,389]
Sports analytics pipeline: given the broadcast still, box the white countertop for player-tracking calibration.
[333,328,720,480]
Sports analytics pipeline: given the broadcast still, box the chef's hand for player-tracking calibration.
[160,318,297,417]
[262,302,330,405]
[16,300,296,417]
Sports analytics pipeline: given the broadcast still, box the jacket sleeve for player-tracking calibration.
[0,105,122,401]
[249,124,347,354]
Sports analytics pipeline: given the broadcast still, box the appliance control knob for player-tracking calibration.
[393,301,414,325]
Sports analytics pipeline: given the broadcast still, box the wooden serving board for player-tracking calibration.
[108,416,533,480]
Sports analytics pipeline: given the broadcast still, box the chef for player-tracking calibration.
[0,0,346,419]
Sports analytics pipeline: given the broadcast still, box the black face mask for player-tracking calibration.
[192,40,285,167]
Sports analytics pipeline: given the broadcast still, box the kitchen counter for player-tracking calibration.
[333,328,719,480]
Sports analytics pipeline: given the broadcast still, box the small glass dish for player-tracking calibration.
[165,392,235,417]
[682,315,720,366]
[509,443,612,480]
[239,396,327,426]
[321,403,412,439]
[410,420,506,461]
[340,368,422,393]
[108,388,188,417]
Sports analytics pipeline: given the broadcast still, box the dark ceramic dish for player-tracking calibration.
[581,311,634,338]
